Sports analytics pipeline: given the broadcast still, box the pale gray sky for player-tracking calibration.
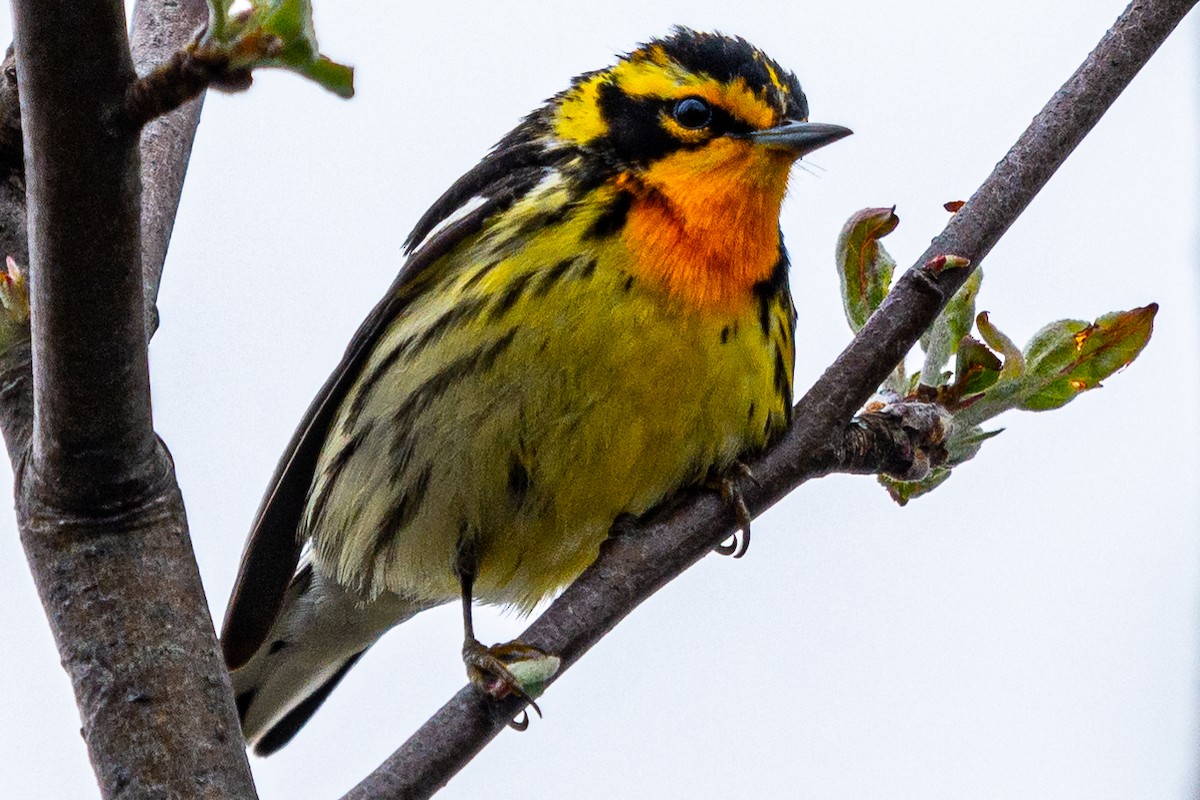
[2,1,1198,798]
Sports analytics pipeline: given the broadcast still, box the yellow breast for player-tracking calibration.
[304,179,795,610]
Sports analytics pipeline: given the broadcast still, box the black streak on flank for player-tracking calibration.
[343,341,406,434]
[344,295,489,434]
[462,259,503,292]
[307,425,372,532]
[763,413,779,440]
[491,270,536,320]
[720,326,731,344]
[389,329,520,429]
[414,296,488,353]
[747,401,756,422]
[508,456,530,507]
[535,257,576,298]
[516,203,571,239]
[585,189,633,239]
[328,425,368,476]
[773,347,792,410]
[579,258,598,280]
[756,293,772,338]
[373,465,433,559]
[623,275,635,292]
[387,437,417,489]
[752,247,790,337]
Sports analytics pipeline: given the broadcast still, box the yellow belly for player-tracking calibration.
[304,195,794,610]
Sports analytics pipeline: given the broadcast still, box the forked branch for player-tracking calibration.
[4,0,255,796]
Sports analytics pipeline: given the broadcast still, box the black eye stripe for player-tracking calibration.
[593,82,759,165]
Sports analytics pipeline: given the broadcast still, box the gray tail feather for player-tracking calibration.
[231,564,438,754]
[239,649,366,756]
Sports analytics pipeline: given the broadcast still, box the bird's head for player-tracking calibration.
[549,28,850,183]
[543,28,852,307]
[405,29,850,308]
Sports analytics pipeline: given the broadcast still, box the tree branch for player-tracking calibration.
[131,0,211,330]
[13,0,152,497]
[8,0,255,796]
[342,0,1198,796]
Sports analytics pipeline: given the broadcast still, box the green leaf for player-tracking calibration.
[921,267,983,381]
[976,310,1025,378]
[1019,304,1157,411]
[954,335,1002,396]
[200,0,354,97]
[879,468,952,506]
[506,653,561,699]
[944,425,1002,466]
[294,56,355,97]
[836,207,898,332]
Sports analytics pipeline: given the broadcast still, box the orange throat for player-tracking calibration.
[617,139,794,311]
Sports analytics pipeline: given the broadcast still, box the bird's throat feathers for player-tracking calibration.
[615,139,792,310]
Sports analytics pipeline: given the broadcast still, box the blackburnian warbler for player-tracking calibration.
[222,27,850,754]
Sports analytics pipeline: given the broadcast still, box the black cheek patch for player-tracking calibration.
[595,82,679,164]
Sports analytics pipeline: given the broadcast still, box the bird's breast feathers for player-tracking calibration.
[303,196,794,608]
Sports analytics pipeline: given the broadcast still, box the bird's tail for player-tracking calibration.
[230,563,439,755]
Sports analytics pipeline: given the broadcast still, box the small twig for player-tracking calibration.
[342,0,1198,797]
[121,45,251,134]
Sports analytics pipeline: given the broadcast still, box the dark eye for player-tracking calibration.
[672,97,712,129]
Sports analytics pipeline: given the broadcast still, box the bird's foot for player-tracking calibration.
[463,638,560,730]
[708,462,758,559]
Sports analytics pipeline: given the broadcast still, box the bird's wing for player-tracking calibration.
[220,147,553,670]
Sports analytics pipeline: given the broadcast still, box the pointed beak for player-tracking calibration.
[747,121,853,157]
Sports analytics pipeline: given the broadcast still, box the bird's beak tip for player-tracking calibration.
[749,121,853,157]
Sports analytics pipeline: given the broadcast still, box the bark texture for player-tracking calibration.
[6,0,256,796]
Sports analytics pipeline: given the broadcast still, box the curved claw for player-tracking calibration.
[715,526,751,559]
[463,639,552,731]
[709,463,754,559]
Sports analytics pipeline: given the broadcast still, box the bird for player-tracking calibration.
[221,27,851,755]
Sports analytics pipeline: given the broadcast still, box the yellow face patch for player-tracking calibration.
[554,73,610,145]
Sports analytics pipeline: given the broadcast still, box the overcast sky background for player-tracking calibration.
[1,1,1198,798]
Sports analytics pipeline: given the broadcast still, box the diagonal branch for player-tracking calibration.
[7,0,256,797]
[342,0,1198,796]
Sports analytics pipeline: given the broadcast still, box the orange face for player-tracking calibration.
[618,139,795,310]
